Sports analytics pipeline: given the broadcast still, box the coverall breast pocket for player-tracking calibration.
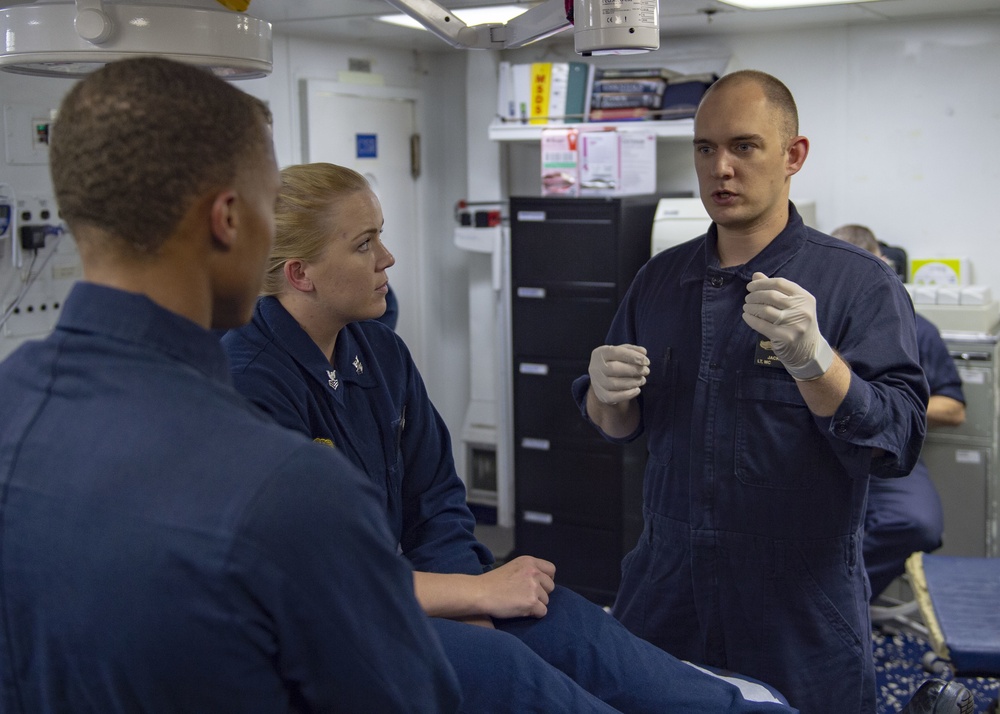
[734,371,817,490]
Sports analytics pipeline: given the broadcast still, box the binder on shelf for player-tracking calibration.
[529,62,552,125]
[499,61,594,124]
[497,61,514,122]
[564,62,591,123]
[511,63,532,124]
[547,62,570,125]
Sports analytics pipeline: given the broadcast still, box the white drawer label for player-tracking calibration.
[517,211,547,222]
[517,287,546,299]
[523,510,553,524]
[519,363,550,375]
[955,449,982,464]
[521,438,551,451]
[958,367,986,385]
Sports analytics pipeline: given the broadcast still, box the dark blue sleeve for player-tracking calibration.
[395,345,495,575]
[916,315,965,402]
[237,444,460,712]
[824,270,928,478]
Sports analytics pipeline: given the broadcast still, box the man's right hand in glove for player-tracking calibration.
[588,344,650,405]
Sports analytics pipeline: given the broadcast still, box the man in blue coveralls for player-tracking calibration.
[574,70,971,714]
[0,57,459,713]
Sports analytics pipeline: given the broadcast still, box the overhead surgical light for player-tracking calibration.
[0,0,272,79]
[382,0,658,54]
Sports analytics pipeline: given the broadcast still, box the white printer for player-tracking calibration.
[650,197,816,256]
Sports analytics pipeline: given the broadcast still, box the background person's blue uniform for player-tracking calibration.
[864,313,965,598]
[572,204,927,714]
[223,295,800,714]
[0,283,460,714]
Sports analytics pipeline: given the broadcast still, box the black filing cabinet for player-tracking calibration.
[510,195,661,605]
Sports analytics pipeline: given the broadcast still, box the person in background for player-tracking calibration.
[573,69,970,714]
[222,161,802,714]
[0,57,460,713]
[831,223,967,601]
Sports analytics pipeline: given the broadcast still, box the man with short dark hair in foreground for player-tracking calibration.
[0,57,459,713]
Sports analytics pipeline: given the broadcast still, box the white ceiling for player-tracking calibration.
[247,0,1000,52]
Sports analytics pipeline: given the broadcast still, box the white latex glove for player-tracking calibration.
[588,344,650,405]
[742,272,834,381]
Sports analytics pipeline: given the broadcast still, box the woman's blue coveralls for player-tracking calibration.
[222,296,800,714]
[572,204,928,714]
[864,313,964,598]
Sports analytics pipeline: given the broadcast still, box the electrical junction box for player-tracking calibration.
[4,104,57,165]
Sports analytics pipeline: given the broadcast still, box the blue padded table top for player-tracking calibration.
[907,552,1000,676]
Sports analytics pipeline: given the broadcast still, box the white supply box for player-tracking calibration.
[578,128,656,197]
[541,128,580,197]
[540,127,657,198]
[907,284,1000,334]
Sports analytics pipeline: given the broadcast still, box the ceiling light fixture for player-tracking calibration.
[377,3,530,30]
[717,0,879,8]
[381,0,658,54]
[0,0,272,80]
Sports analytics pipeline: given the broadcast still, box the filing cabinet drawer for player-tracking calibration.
[512,220,617,284]
[514,359,594,444]
[923,441,991,557]
[515,444,621,529]
[512,291,616,360]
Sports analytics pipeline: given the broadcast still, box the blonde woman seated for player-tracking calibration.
[221,162,796,714]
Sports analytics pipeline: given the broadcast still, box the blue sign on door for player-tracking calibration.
[356,134,377,159]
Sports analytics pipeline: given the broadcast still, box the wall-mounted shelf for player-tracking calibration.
[454,225,502,254]
[488,118,694,142]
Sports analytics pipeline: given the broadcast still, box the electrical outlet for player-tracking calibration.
[11,194,63,269]
[2,245,81,339]
[3,298,60,339]
[2,197,78,340]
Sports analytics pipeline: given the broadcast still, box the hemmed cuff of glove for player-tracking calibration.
[786,339,835,382]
